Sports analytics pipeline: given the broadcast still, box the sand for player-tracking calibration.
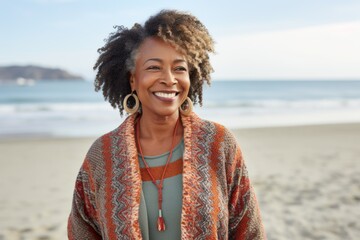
[0,138,94,240]
[0,123,359,240]
[234,123,360,240]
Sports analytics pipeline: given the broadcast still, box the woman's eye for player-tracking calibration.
[146,66,161,70]
[175,66,187,72]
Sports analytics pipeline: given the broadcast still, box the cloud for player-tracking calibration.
[212,21,360,80]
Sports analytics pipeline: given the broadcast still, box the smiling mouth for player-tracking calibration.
[153,92,179,98]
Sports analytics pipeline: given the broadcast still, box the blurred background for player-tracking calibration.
[0,0,359,239]
[1,0,360,137]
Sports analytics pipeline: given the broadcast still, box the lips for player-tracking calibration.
[153,91,179,99]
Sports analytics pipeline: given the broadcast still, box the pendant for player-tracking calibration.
[157,209,166,231]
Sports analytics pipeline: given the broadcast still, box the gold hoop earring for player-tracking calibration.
[180,97,193,116]
[123,92,139,114]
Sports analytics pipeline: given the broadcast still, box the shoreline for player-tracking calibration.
[1,122,360,239]
[2,121,360,142]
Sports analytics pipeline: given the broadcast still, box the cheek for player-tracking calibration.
[133,78,152,103]
[133,75,146,92]
[135,81,146,98]
[183,77,191,94]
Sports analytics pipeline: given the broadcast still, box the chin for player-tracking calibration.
[141,103,182,118]
[155,108,180,117]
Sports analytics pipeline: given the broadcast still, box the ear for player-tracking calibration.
[129,74,135,92]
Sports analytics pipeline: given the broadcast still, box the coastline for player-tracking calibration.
[1,122,359,239]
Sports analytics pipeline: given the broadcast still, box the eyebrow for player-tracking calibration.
[143,58,187,65]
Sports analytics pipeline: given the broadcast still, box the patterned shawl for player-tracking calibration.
[68,112,266,239]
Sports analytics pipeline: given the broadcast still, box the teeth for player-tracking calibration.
[154,92,176,98]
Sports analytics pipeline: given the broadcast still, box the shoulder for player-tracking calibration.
[188,113,244,170]
[82,131,113,173]
[84,114,137,167]
[189,113,237,144]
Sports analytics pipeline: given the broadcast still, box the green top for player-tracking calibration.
[138,139,184,240]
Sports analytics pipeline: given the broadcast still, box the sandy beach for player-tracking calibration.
[0,123,359,240]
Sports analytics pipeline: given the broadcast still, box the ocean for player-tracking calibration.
[1,80,360,138]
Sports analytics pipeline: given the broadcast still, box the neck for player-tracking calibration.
[138,111,182,142]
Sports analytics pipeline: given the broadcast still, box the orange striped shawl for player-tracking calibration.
[68,112,266,239]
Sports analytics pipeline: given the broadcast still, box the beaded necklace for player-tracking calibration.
[136,117,180,232]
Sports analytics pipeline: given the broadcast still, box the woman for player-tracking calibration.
[68,10,265,240]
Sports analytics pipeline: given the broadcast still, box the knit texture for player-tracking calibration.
[68,112,266,239]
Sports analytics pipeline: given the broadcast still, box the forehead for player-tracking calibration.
[136,37,186,62]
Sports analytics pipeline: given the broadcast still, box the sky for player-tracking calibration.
[0,0,359,80]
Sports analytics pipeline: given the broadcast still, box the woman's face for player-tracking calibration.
[130,37,190,118]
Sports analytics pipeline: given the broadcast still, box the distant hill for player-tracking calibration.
[0,65,84,81]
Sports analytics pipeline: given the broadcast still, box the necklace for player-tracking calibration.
[136,117,180,232]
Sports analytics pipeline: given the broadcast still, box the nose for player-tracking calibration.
[161,68,177,86]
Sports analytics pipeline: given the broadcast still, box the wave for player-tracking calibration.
[1,99,360,138]
[0,102,111,113]
[202,98,360,109]
[1,98,360,115]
